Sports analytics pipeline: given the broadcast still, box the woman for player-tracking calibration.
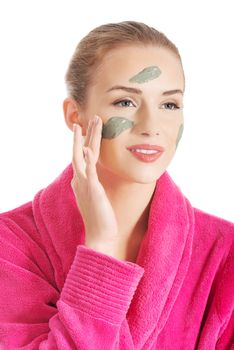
[0,21,233,350]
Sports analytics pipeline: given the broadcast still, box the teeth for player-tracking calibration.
[131,149,160,154]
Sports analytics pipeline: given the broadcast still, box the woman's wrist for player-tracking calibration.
[86,239,123,260]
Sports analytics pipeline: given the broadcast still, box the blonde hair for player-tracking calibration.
[65,20,184,109]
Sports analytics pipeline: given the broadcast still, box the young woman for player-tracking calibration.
[0,21,233,350]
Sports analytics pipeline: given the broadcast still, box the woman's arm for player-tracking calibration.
[0,219,144,350]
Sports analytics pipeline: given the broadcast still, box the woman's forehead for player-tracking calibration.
[94,46,184,88]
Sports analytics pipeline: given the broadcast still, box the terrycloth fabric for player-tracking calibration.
[0,162,233,350]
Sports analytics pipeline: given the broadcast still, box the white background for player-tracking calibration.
[0,1,233,221]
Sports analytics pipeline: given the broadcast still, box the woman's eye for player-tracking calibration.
[162,102,181,110]
[113,100,182,110]
[113,99,135,108]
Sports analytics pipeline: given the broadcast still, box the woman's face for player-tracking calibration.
[81,45,185,184]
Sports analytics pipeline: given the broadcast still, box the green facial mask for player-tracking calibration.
[175,123,184,149]
[101,66,163,139]
[129,65,161,84]
[102,117,134,139]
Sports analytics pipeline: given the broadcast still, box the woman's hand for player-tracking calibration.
[71,115,120,254]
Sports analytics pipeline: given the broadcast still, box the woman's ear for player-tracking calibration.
[63,97,83,132]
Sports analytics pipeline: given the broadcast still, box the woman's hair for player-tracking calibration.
[65,20,184,110]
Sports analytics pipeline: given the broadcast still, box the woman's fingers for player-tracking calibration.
[72,115,102,183]
[72,123,86,178]
[84,147,99,182]
[86,116,102,163]
[92,116,102,162]
[84,118,94,148]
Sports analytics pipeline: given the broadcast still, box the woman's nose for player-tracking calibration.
[134,105,161,136]
[141,130,160,136]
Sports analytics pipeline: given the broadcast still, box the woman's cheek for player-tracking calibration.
[100,116,184,151]
[101,116,134,139]
[175,123,184,149]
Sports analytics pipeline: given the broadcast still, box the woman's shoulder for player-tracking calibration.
[193,207,234,229]
[193,206,234,230]
[193,205,234,252]
[0,200,42,249]
[0,200,35,228]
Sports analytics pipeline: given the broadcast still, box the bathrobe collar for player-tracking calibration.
[33,162,194,348]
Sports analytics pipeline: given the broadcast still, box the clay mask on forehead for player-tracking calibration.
[129,65,162,84]
[102,65,162,139]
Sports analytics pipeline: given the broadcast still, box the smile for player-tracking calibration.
[127,149,163,163]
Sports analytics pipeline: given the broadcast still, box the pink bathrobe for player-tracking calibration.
[0,163,233,349]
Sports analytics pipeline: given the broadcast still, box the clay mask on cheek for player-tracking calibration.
[129,65,161,83]
[102,117,134,139]
[175,123,184,149]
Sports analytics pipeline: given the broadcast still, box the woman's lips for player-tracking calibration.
[126,143,165,163]
[127,149,164,163]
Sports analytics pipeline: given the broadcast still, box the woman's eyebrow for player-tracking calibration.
[106,85,184,96]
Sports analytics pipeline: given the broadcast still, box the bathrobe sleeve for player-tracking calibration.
[0,218,144,350]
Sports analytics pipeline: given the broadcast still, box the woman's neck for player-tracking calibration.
[96,164,156,239]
